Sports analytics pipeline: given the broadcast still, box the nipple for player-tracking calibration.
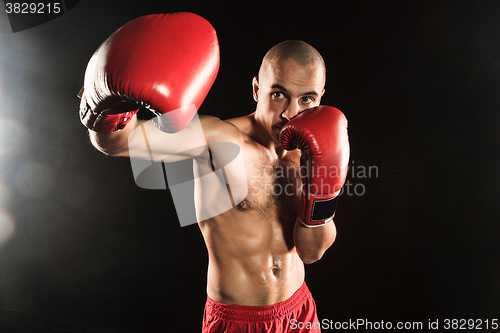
[236,199,248,211]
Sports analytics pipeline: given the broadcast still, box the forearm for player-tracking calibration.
[293,217,336,264]
[88,114,242,165]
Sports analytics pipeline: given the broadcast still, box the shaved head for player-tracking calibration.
[258,40,326,83]
[252,40,326,144]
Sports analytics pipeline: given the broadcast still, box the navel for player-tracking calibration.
[272,258,283,277]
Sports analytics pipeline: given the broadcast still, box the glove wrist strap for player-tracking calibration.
[79,96,138,133]
[299,191,339,227]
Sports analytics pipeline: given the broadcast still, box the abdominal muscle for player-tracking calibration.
[199,207,305,306]
[196,127,305,306]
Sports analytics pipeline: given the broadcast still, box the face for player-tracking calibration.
[253,58,325,144]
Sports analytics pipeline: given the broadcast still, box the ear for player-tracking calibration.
[252,76,259,102]
[317,88,325,103]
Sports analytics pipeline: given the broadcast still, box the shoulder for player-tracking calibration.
[225,114,254,134]
[199,115,245,145]
[200,114,255,145]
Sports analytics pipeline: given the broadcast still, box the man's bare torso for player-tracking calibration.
[198,114,305,306]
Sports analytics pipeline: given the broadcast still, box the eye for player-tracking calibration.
[301,96,314,104]
[271,91,285,99]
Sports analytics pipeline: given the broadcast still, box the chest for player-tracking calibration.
[238,150,302,217]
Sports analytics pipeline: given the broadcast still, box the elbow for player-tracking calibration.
[297,248,325,265]
[296,233,336,264]
[301,256,321,265]
[294,219,337,264]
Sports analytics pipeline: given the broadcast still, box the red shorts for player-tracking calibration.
[202,282,320,332]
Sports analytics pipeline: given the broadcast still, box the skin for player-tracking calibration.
[88,56,337,306]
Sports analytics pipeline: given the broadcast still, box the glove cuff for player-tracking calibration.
[299,191,339,227]
[79,96,138,133]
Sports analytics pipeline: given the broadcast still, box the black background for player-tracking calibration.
[0,0,499,332]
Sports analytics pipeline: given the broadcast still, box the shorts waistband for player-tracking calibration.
[205,281,311,322]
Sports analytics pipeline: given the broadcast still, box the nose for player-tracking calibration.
[281,100,300,121]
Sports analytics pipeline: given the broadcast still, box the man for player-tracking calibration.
[79,13,349,332]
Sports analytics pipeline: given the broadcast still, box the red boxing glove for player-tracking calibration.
[80,13,220,133]
[280,106,350,227]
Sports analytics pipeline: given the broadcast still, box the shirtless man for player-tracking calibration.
[79,13,349,332]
